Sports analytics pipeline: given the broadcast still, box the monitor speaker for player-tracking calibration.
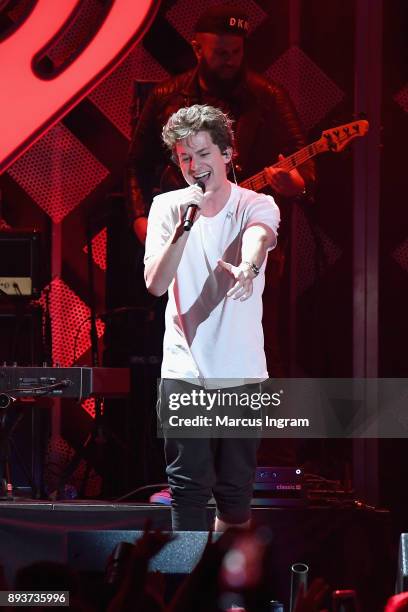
[67,530,214,574]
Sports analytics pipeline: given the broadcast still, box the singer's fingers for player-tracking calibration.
[189,184,205,196]
[186,194,203,206]
[180,198,201,220]
[218,259,234,274]
[226,280,241,297]
[240,284,253,301]
[182,185,205,207]
[227,279,252,299]
[234,283,253,300]
[232,286,247,300]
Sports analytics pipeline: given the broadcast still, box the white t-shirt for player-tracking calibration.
[144,182,280,387]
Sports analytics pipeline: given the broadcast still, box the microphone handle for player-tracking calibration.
[183,181,205,232]
[183,204,198,231]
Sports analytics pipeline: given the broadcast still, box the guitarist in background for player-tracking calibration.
[126,4,315,471]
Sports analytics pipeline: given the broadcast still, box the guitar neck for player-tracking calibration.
[239,139,323,192]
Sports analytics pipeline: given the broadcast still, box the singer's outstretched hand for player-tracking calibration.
[218,260,256,301]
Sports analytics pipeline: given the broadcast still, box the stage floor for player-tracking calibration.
[0,499,394,610]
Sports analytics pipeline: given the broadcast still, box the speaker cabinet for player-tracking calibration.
[67,530,213,574]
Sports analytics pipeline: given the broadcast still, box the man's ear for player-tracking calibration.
[222,147,233,163]
[191,39,202,59]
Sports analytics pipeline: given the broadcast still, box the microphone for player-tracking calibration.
[183,180,205,231]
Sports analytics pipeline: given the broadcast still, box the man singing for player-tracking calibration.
[144,104,280,531]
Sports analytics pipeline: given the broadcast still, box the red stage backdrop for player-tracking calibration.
[0,0,405,499]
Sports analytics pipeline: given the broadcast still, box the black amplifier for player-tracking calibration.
[254,466,304,491]
[252,466,305,506]
[254,467,303,497]
[0,229,40,297]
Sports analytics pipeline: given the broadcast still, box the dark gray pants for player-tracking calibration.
[158,379,260,531]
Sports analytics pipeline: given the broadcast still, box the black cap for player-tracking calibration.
[194,4,249,37]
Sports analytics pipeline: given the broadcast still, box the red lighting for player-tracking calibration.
[39,277,105,366]
[0,0,159,174]
[83,227,107,271]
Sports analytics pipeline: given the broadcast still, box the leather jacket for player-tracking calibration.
[126,67,315,222]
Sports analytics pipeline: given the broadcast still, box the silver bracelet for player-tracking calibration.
[242,261,260,276]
